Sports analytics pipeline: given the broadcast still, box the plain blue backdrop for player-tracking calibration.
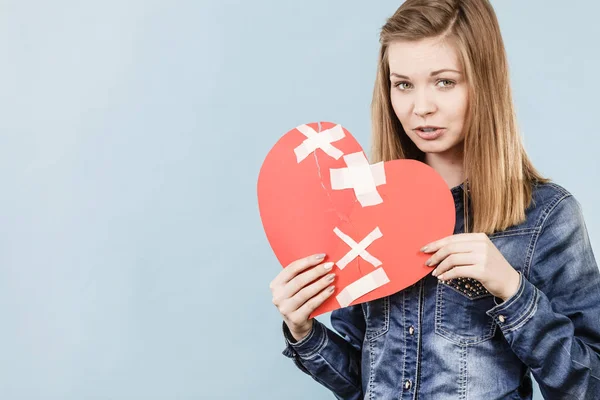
[0,1,598,399]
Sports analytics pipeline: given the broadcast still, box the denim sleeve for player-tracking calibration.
[486,195,600,399]
[281,304,366,400]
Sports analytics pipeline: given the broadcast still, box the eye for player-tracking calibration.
[437,79,456,89]
[394,81,413,91]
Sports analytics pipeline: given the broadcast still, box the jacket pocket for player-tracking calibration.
[362,296,390,341]
[435,279,497,345]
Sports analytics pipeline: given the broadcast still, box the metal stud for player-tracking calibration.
[442,276,490,298]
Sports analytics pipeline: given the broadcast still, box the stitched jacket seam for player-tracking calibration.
[526,193,572,279]
[298,323,328,359]
[502,288,539,332]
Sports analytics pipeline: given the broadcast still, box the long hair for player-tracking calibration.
[371,0,548,234]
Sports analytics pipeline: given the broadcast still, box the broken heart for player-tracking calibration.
[258,122,455,318]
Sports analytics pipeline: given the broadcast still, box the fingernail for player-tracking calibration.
[328,286,335,293]
[327,273,335,282]
[437,274,445,281]
[315,253,326,260]
[432,269,438,277]
[420,246,428,252]
[323,262,334,270]
[425,258,432,266]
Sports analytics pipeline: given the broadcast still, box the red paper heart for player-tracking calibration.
[258,122,455,317]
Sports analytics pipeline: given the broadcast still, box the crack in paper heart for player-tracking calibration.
[313,123,351,226]
[312,122,368,276]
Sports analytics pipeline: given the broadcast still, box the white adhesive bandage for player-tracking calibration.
[336,267,390,307]
[330,152,386,207]
[334,226,383,270]
[294,124,345,163]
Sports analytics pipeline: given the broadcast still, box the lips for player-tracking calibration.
[415,125,443,131]
[414,126,446,140]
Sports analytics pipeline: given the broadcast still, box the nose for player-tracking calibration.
[413,88,436,118]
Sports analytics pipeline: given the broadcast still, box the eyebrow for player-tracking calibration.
[390,69,462,79]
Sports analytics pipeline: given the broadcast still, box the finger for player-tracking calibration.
[294,284,336,320]
[425,241,475,267]
[282,261,335,299]
[421,233,485,254]
[432,253,478,277]
[438,265,480,282]
[272,253,327,289]
[285,271,337,312]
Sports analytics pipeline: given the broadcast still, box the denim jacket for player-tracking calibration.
[281,182,600,399]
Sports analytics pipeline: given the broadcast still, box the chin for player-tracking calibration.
[410,134,464,155]
[415,140,458,154]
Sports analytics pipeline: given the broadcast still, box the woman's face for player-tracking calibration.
[388,37,468,157]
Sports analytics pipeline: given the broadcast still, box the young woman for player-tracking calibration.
[269,0,600,398]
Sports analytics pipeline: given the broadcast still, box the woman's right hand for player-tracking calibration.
[270,253,337,341]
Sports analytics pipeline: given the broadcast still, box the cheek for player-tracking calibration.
[446,89,468,123]
[390,93,411,121]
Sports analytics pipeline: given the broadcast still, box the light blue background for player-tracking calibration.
[0,1,598,399]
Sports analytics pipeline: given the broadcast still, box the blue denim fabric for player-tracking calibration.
[281,182,600,399]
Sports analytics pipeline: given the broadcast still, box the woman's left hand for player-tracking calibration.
[421,233,521,302]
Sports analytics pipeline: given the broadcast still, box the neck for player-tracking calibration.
[424,146,465,189]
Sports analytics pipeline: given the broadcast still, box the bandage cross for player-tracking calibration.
[294,124,345,163]
[330,152,386,207]
[334,226,383,270]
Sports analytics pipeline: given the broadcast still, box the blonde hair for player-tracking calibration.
[371,0,548,234]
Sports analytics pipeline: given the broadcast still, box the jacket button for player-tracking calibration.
[404,380,412,390]
[409,326,415,335]
[498,315,506,323]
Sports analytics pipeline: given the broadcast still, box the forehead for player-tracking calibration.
[387,37,461,75]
